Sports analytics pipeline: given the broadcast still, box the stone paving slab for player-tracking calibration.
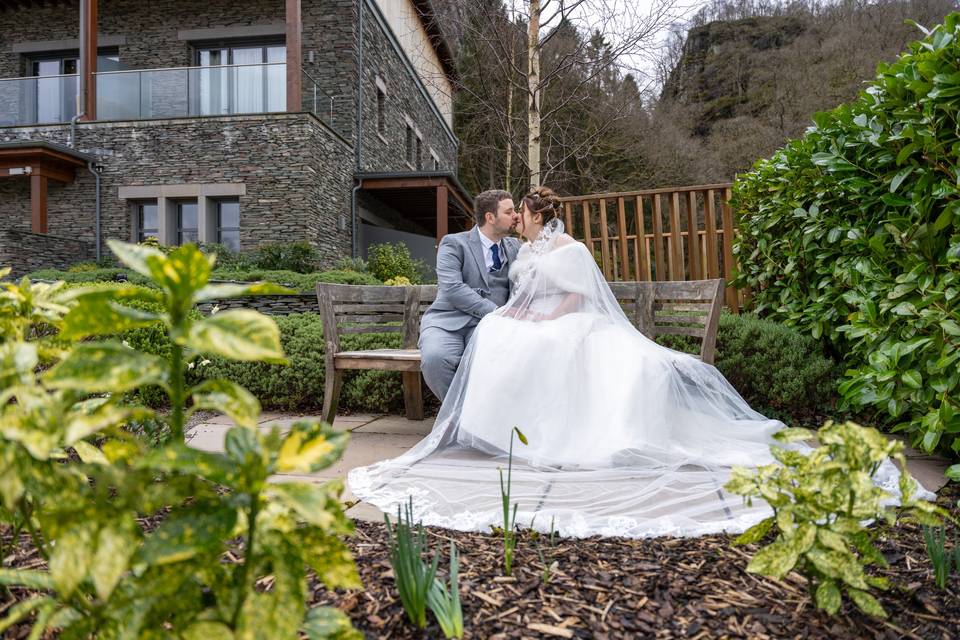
[186,413,951,527]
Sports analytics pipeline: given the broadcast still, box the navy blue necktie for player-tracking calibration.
[490,243,502,271]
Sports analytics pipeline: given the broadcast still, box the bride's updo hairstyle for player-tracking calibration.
[522,186,561,225]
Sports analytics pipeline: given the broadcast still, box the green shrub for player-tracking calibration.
[195,313,404,412]
[210,268,381,291]
[31,266,380,292]
[334,256,370,273]
[28,267,155,287]
[249,241,320,273]
[0,248,361,638]
[368,242,425,284]
[657,313,839,424]
[198,242,249,270]
[726,421,950,618]
[732,15,960,457]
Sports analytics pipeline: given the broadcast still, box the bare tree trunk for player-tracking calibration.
[505,36,514,193]
[527,0,541,188]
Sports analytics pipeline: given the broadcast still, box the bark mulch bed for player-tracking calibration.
[2,487,957,639]
[314,485,960,639]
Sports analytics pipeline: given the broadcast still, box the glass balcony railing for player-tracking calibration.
[0,74,78,126]
[96,62,287,120]
[0,63,345,131]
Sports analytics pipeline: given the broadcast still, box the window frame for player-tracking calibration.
[375,76,387,138]
[215,198,241,251]
[135,199,159,243]
[192,39,286,115]
[175,199,200,245]
[404,122,415,169]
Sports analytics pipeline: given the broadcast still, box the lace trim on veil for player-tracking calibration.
[529,218,565,255]
[511,219,565,291]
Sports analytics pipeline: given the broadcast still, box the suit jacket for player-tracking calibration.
[420,226,521,332]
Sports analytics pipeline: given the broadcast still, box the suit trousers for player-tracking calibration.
[419,324,477,401]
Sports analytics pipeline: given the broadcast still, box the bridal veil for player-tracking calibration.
[348,220,910,538]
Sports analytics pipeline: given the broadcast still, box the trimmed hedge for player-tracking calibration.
[188,313,405,412]
[732,14,960,456]
[207,268,381,290]
[28,267,380,292]
[657,313,839,424]
[28,268,156,287]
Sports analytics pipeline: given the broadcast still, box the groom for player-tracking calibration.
[420,189,521,400]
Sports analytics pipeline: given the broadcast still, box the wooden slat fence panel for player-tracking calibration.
[558,183,745,310]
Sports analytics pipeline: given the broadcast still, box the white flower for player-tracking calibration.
[200,359,211,367]
[187,361,195,370]
[122,340,132,349]
[211,304,220,315]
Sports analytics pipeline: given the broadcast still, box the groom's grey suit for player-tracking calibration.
[420,226,521,400]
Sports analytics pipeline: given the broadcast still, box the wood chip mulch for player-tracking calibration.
[2,487,957,639]
[314,485,960,639]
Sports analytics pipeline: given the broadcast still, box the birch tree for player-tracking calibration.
[451,0,678,192]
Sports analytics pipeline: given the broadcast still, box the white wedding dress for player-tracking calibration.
[349,220,912,538]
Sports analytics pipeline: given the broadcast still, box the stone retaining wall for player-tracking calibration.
[0,229,94,278]
[196,293,319,316]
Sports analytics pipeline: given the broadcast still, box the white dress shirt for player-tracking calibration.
[478,229,508,272]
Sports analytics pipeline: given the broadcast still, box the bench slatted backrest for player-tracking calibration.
[417,285,438,322]
[317,284,425,352]
[607,279,724,364]
[647,279,724,363]
[608,282,645,331]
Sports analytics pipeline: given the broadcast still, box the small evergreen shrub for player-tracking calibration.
[368,242,426,284]
[334,256,370,273]
[657,313,839,424]
[198,242,249,270]
[727,421,949,618]
[249,240,320,273]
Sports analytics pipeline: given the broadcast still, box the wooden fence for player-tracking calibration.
[558,184,743,311]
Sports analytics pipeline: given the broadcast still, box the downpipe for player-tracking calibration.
[87,161,102,261]
[351,0,365,259]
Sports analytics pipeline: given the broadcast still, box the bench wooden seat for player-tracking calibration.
[317,283,437,422]
[317,278,724,422]
[334,349,422,370]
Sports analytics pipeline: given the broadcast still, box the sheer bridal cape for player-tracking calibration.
[348,220,914,538]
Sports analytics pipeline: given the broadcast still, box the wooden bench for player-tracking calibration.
[317,283,436,422]
[608,279,725,364]
[317,278,725,422]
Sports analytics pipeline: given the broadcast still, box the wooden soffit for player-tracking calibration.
[0,140,91,184]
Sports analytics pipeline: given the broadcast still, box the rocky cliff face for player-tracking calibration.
[662,16,808,136]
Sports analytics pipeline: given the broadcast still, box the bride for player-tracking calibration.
[349,186,911,538]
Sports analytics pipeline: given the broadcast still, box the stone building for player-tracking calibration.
[0,0,473,275]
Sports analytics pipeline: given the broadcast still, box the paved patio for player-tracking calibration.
[186,412,953,525]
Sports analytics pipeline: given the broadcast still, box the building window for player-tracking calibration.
[136,201,159,242]
[196,43,286,115]
[176,200,199,245]
[405,123,415,167]
[431,149,440,171]
[415,136,423,170]
[217,199,241,251]
[376,88,386,135]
